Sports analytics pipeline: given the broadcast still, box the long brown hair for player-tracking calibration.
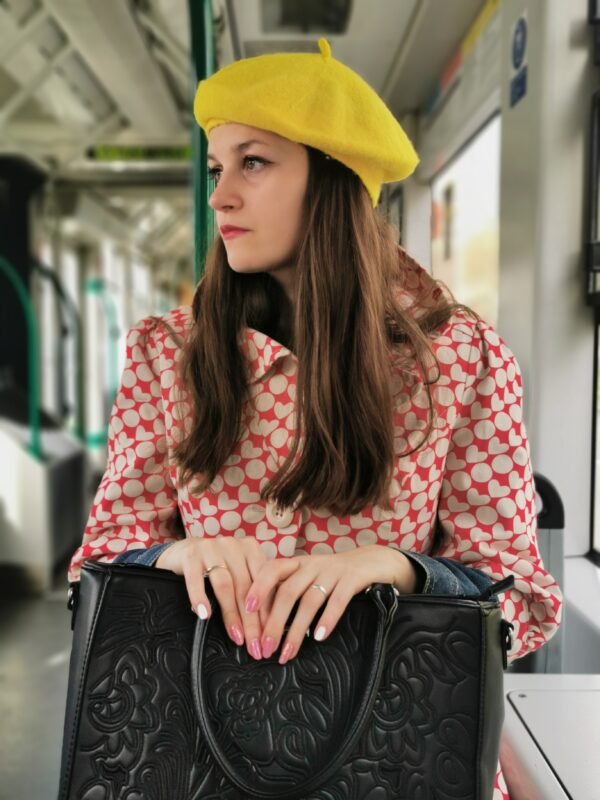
[175,148,473,515]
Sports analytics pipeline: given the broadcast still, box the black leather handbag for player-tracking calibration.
[59,560,513,800]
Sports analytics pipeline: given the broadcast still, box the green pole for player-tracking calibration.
[188,0,216,284]
[32,258,85,442]
[0,255,42,459]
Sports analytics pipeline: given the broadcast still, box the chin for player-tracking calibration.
[227,261,265,275]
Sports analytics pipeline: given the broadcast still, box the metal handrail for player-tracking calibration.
[587,90,600,290]
[188,0,216,283]
[0,254,42,458]
[32,258,84,441]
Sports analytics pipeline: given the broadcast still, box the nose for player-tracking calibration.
[208,170,242,211]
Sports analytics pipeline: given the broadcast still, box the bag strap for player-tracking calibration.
[477,575,514,600]
[190,584,399,799]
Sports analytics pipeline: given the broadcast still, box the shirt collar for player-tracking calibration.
[240,328,294,380]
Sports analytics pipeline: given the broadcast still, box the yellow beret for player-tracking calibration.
[193,38,419,207]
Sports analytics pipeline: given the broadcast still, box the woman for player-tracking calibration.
[69,39,561,799]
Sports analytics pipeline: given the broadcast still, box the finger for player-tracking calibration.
[209,552,265,658]
[242,537,269,591]
[247,558,301,658]
[275,581,332,663]
[259,589,275,631]
[181,543,213,621]
[222,544,264,659]
[311,583,357,644]
[183,543,247,651]
[246,557,300,613]
[257,586,277,655]
[205,562,248,648]
[258,565,316,660]
[242,540,272,630]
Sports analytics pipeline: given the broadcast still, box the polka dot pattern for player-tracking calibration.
[69,268,562,675]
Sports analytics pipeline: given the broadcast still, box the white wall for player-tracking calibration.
[498,0,596,557]
[403,0,597,559]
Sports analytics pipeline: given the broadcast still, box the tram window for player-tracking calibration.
[443,184,454,261]
[261,0,352,34]
[386,186,403,244]
[430,115,501,328]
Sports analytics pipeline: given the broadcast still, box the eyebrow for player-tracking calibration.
[207,139,270,162]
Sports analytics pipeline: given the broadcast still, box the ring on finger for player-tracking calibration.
[204,563,229,578]
[311,583,328,597]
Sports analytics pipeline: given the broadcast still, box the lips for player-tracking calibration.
[220,225,250,239]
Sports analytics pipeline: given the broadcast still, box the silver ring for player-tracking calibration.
[311,583,328,597]
[203,563,229,578]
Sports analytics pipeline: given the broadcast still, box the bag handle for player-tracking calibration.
[190,584,399,799]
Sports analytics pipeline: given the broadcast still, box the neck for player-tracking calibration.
[268,264,296,306]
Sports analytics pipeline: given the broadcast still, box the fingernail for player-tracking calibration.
[196,603,209,620]
[262,636,275,659]
[249,638,262,660]
[279,642,294,665]
[245,595,258,613]
[229,625,244,646]
[314,625,327,642]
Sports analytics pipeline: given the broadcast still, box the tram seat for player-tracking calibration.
[0,385,87,591]
[510,472,565,673]
[501,673,598,799]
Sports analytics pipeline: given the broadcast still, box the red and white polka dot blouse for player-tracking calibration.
[70,262,561,658]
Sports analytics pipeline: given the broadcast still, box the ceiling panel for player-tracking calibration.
[43,0,182,136]
[225,0,486,115]
[385,0,487,113]
[3,0,40,26]
[230,0,418,94]
[0,67,20,106]
[0,5,98,128]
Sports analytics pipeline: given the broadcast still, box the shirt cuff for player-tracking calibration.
[112,541,177,567]
[400,551,494,596]
[111,542,493,597]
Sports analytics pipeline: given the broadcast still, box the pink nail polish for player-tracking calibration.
[279,642,294,665]
[262,636,275,659]
[245,595,258,613]
[249,638,262,660]
[229,625,244,646]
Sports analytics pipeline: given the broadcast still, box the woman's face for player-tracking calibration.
[207,123,309,296]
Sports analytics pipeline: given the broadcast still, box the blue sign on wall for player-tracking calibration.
[510,16,528,109]
[512,16,527,70]
[510,66,528,108]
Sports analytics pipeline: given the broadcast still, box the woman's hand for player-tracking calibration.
[245,545,419,664]
[155,537,268,660]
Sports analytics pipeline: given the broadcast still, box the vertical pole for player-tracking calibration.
[0,255,42,458]
[0,157,45,399]
[188,0,216,284]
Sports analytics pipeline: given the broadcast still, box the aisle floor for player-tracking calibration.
[0,567,72,800]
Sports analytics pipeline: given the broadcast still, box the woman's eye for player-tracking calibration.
[244,156,266,172]
[207,157,267,185]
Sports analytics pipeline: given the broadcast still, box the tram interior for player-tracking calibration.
[1,0,599,798]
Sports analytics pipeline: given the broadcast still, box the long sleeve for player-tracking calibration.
[400,550,494,596]
[68,316,182,582]
[434,319,562,661]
